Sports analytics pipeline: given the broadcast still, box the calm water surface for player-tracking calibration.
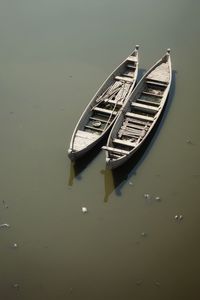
[0,1,200,299]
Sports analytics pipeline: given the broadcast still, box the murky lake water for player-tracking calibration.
[0,1,200,299]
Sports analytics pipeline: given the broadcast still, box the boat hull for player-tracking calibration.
[104,49,172,169]
[68,46,139,160]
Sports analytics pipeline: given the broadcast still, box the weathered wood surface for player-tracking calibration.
[131,102,160,113]
[115,76,133,83]
[114,82,131,102]
[126,112,154,122]
[146,62,170,83]
[102,146,129,155]
[93,107,118,115]
[73,130,99,151]
[113,138,136,147]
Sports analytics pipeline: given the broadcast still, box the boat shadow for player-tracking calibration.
[103,70,176,202]
[68,137,107,186]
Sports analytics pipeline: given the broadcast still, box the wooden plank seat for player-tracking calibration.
[142,91,162,98]
[113,138,136,147]
[127,56,138,62]
[137,98,160,106]
[127,64,136,69]
[102,146,129,155]
[126,112,154,122]
[126,117,150,126]
[146,80,168,88]
[84,125,104,132]
[121,126,145,136]
[89,116,111,123]
[115,76,133,83]
[92,107,118,115]
[131,102,160,113]
[123,121,146,130]
[103,99,123,105]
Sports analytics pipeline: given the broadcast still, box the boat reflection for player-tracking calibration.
[67,138,106,186]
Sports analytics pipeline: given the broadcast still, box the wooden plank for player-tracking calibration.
[146,80,167,88]
[123,121,146,130]
[93,107,118,115]
[115,76,133,83]
[84,125,104,132]
[89,116,111,123]
[121,126,145,136]
[131,102,160,113]
[123,70,134,78]
[127,64,136,69]
[137,98,160,106]
[103,99,123,106]
[142,91,162,98]
[113,138,136,147]
[102,146,129,155]
[127,56,138,62]
[126,117,150,126]
[114,82,131,102]
[126,112,154,122]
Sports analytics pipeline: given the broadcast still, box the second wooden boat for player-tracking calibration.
[103,49,172,169]
[68,46,139,160]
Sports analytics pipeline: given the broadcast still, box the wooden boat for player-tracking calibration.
[102,49,172,169]
[68,46,139,160]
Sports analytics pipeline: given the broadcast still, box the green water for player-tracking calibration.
[0,1,200,299]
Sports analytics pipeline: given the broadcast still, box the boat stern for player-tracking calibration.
[68,148,76,161]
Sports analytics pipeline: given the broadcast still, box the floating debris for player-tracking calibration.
[129,181,133,186]
[12,243,18,249]
[2,200,8,209]
[179,214,184,221]
[154,280,161,287]
[141,232,147,237]
[81,207,88,213]
[174,214,184,222]
[136,280,143,286]
[0,223,10,229]
[186,138,192,144]
[144,193,150,199]
[13,283,19,289]
[155,196,161,202]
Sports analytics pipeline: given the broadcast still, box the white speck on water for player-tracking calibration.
[136,280,143,286]
[13,283,19,289]
[155,196,161,201]
[179,215,183,221]
[141,232,147,237]
[186,138,192,144]
[81,207,88,213]
[144,193,150,199]
[0,223,10,229]
[129,181,133,186]
[154,280,161,287]
[12,243,18,248]
[174,214,184,221]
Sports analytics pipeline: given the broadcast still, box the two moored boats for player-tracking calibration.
[68,47,172,169]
